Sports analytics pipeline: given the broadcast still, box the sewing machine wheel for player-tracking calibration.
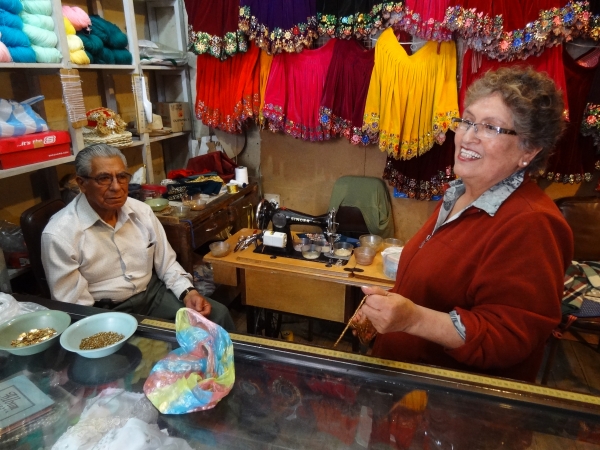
[256,198,275,229]
[327,208,338,235]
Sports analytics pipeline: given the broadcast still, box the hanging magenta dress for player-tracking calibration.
[262,38,335,141]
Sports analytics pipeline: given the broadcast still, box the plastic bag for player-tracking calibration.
[0,96,49,137]
[0,293,48,326]
[0,220,27,253]
[143,308,234,414]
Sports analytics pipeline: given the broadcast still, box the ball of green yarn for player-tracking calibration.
[20,0,52,16]
[22,23,58,47]
[32,44,61,63]
[20,11,54,31]
[113,48,132,65]
[77,31,103,55]
[96,47,115,64]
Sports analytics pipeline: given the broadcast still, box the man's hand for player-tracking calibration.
[183,290,212,317]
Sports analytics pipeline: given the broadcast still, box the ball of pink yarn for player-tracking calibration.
[0,41,11,62]
[62,5,91,31]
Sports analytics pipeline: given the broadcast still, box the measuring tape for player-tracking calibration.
[139,319,600,406]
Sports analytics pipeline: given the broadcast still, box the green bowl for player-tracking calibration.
[0,310,71,356]
[145,198,169,211]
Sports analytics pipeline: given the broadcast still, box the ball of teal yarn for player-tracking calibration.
[96,47,115,64]
[77,31,103,55]
[0,9,24,29]
[22,23,58,47]
[89,15,109,44]
[32,44,61,62]
[113,48,132,65]
[20,0,52,16]
[8,44,36,62]
[85,49,94,63]
[0,25,31,47]
[20,11,54,31]
[0,0,22,15]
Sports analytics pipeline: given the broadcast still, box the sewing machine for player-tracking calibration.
[256,199,338,254]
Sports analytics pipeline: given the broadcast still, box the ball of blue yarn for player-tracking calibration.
[8,45,36,62]
[0,0,22,15]
[113,48,132,65]
[0,25,31,47]
[77,31,103,55]
[0,8,23,29]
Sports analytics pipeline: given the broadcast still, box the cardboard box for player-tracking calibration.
[156,102,191,132]
[0,131,72,170]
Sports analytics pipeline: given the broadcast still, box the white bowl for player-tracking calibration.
[0,310,71,356]
[60,312,137,358]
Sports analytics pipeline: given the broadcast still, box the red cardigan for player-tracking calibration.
[372,180,573,382]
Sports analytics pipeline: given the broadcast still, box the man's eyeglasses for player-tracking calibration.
[452,117,517,138]
[81,172,132,186]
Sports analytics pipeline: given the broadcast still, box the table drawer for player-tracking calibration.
[191,208,229,247]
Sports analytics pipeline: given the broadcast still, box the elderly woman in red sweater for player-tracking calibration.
[356,67,573,382]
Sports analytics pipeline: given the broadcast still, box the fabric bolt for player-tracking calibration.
[383,130,455,201]
[195,41,261,134]
[363,27,459,159]
[184,0,247,60]
[41,193,193,306]
[263,38,335,141]
[372,178,573,382]
[543,47,599,185]
[239,0,318,54]
[319,38,374,145]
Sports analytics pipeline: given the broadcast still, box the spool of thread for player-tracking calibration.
[226,183,239,194]
[281,330,294,342]
[235,166,249,185]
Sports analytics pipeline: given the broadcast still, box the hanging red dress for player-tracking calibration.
[184,0,247,60]
[319,38,374,145]
[262,38,335,141]
[195,43,261,134]
[402,0,452,41]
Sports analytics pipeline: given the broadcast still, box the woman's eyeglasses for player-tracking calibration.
[81,172,132,186]
[452,118,517,138]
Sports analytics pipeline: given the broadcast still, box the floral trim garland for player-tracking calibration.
[188,26,248,60]
[444,1,598,61]
[195,93,259,134]
[263,103,330,141]
[383,161,454,201]
[363,110,458,159]
[581,103,600,148]
[239,6,319,54]
[317,3,402,39]
[388,9,453,41]
[542,171,594,184]
[319,107,373,146]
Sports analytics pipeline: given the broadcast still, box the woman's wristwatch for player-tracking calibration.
[179,287,197,302]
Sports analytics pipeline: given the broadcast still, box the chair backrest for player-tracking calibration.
[555,196,600,262]
[335,206,371,239]
[20,199,65,298]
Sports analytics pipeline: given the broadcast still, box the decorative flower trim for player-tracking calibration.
[196,94,259,134]
[363,109,458,159]
[317,3,401,39]
[383,160,454,201]
[263,103,331,141]
[239,6,319,54]
[189,26,248,60]
[319,107,373,145]
[388,9,453,41]
[581,102,600,148]
[444,1,598,61]
[542,170,593,184]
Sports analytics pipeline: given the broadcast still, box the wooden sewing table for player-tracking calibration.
[205,228,395,334]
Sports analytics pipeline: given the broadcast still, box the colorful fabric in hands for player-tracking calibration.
[263,38,335,141]
[184,0,247,60]
[194,42,260,134]
[239,0,318,54]
[319,38,374,145]
[363,28,459,159]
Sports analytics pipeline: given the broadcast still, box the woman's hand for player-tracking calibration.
[358,285,420,334]
[184,290,212,317]
[357,285,465,349]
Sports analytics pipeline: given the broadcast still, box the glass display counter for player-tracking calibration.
[2,295,600,449]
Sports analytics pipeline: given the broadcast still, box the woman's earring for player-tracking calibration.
[522,161,528,166]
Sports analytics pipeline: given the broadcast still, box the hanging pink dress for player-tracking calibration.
[319,38,374,145]
[263,38,335,141]
[402,0,453,41]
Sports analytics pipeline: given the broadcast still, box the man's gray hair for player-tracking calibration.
[75,144,128,177]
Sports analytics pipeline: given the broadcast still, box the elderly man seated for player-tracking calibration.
[41,143,235,331]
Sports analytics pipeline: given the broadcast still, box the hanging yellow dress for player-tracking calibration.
[363,28,459,160]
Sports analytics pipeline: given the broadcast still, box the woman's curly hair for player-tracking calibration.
[464,66,566,175]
